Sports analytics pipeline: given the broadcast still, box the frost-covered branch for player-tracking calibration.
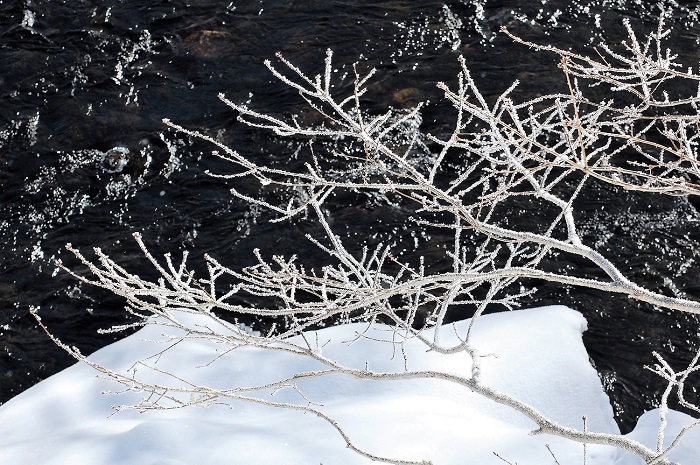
[45,18,700,465]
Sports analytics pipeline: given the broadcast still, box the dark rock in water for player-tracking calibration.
[101,146,130,173]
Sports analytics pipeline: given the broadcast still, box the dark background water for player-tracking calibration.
[1,0,700,434]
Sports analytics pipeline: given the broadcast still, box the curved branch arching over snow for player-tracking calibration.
[43,16,700,465]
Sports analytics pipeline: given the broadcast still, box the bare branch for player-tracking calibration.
[44,17,700,465]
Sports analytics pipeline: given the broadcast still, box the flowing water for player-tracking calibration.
[1,0,700,433]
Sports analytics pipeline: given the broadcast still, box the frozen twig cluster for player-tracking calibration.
[644,351,700,464]
[43,16,700,465]
[501,17,700,197]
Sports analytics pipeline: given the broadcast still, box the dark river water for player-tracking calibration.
[1,0,700,434]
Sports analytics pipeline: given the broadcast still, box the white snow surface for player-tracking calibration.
[0,305,698,465]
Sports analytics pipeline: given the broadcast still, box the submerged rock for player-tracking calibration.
[101,146,130,173]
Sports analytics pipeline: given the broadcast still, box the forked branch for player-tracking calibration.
[44,19,700,465]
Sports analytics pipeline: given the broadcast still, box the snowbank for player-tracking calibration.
[0,306,697,464]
